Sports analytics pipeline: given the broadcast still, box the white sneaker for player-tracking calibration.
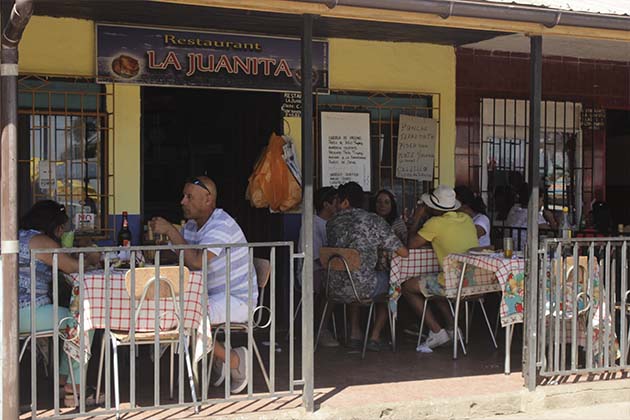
[211,357,225,387]
[447,327,464,342]
[230,347,248,394]
[424,329,451,349]
[319,330,340,347]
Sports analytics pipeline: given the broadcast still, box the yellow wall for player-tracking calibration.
[20,16,141,213]
[20,16,94,77]
[288,38,456,186]
[19,17,456,216]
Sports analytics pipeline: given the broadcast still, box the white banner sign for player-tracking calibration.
[321,112,371,190]
[396,114,437,182]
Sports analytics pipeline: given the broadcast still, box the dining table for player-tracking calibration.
[63,268,211,365]
[390,248,526,374]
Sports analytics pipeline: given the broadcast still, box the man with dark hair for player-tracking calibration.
[326,182,408,351]
[297,186,339,346]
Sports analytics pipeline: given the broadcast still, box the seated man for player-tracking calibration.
[150,176,256,394]
[326,182,408,351]
[404,185,479,350]
[297,186,340,347]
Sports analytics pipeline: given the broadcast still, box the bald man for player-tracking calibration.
[149,176,255,394]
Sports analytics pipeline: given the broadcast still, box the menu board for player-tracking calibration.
[396,114,437,182]
[320,112,371,190]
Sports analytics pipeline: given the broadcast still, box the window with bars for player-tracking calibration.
[315,91,439,213]
[17,76,114,237]
[476,98,583,225]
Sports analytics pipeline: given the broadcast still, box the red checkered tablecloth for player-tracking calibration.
[390,248,440,289]
[64,269,208,363]
[67,269,205,331]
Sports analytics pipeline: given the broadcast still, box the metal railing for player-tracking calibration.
[22,241,308,419]
[537,237,628,380]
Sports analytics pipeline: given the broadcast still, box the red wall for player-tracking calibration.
[456,48,630,205]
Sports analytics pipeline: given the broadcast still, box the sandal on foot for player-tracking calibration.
[63,386,105,408]
[346,338,363,350]
[366,339,385,352]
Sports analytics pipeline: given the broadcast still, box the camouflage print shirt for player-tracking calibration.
[326,208,403,302]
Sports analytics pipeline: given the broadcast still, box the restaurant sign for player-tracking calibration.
[96,24,329,93]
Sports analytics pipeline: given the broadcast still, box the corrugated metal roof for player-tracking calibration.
[475,0,630,16]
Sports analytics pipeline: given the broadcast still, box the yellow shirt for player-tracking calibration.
[418,212,479,266]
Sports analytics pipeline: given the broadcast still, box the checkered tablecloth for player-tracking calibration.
[64,269,208,363]
[444,253,525,327]
[389,248,440,317]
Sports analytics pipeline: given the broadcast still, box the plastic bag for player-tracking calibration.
[246,133,302,212]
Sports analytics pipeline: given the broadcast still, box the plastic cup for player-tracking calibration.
[503,237,514,258]
[60,231,75,248]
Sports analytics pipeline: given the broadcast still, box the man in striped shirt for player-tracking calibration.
[150,176,254,393]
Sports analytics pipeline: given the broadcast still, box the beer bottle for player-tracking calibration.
[118,211,132,246]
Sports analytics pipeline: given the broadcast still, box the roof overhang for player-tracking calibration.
[154,0,630,42]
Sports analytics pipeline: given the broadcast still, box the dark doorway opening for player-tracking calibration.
[141,87,284,243]
[605,109,630,227]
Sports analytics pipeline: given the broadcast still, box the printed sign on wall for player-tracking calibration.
[97,24,329,93]
[396,114,437,182]
[320,112,371,191]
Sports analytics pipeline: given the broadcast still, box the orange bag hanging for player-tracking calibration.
[246,133,302,212]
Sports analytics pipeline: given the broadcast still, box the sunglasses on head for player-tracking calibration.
[189,177,212,195]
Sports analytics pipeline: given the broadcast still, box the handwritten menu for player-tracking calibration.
[396,114,437,182]
[320,112,371,190]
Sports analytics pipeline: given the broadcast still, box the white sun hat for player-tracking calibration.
[420,185,461,211]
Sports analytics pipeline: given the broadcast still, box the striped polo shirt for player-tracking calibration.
[182,208,257,303]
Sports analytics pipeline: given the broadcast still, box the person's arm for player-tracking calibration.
[407,203,429,249]
[29,234,91,274]
[150,217,216,270]
[395,246,409,258]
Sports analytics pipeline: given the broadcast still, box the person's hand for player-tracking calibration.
[149,217,174,236]
[402,207,411,224]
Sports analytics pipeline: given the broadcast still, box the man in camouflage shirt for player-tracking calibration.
[326,182,408,350]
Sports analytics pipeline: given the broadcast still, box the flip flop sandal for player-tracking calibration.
[63,386,105,408]
[346,338,363,350]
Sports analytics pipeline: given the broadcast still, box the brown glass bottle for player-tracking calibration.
[117,211,132,246]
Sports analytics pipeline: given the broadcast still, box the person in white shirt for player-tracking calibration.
[150,176,251,393]
[297,186,339,346]
[455,186,491,247]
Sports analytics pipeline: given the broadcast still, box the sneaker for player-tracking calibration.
[211,357,225,387]
[424,329,451,349]
[447,327,464,342]
[319,330,340,348]
[230,347,248,394]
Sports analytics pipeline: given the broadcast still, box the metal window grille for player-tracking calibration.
[17,75,114,238]
[315,91,440,211]
[473,98,590,228]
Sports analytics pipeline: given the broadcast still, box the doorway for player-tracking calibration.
[141,87,284,242]
[605,109,630,226]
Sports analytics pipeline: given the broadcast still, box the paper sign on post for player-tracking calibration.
[396,115,437,182]
[320,111,371,191]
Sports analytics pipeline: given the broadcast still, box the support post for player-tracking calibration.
[1,1,33,417]
[300,13,315,413]
[525,35,542,392]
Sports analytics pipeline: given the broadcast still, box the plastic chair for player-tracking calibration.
[207,258,273,392]
[95,266,198,417]
[317,247,395,360]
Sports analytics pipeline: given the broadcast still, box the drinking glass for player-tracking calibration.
[503,237,514,259]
